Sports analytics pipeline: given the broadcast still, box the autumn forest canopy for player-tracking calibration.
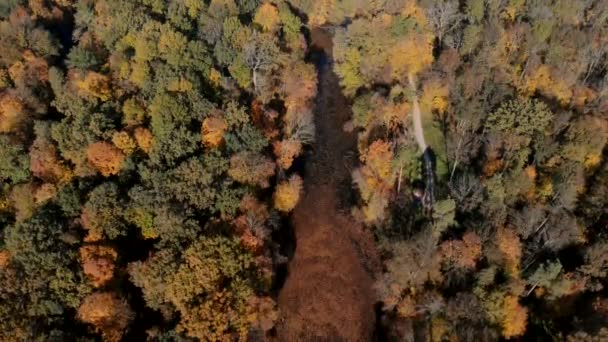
[0,0,607,341]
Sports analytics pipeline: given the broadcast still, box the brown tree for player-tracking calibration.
[9,183,35,221]
[273,139,302,169]
[77,292,134,342]
[440,231,482,269]
[29,135,72,183]
[497,228,522,276]
[0,93,26,133]
[79,245,118,287]
[228,151,276,188]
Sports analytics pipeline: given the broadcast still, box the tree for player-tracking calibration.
[67,44,100,69]
[432,199,457,238]
[485,98,553,139]
[234,194,271,255]
[158,24,188,66]
[4,204,92,319]
[73,71,112,101]
[0,134,30,184]
[79,245,118,287]
[523,64,573,105]
[526,261,582,299]
[580,242,608,279]
[29,131,72,184]
[273,174,302,212]
[254,3,280,32]
[281,59,317,109]
[501,295,527,338]
[121,98,146,127]
[86,141,126,177]
[273,139,302,169]
[243,32,279,93]
[9,182,36,221]
[0,93,26,133]
[385,230,443,291]
[563,116,608,170]
[201,116,228,148]
[353,140,395,224]
[81,182,128,241]
[133,127,153,153]
[389,33,435,80]
[484,98,553,172]
[424,0,463,46]
[496,228,522,276]
[111,131,137,155]
[77,292,134,342]
[228,151,276,188]
[129,235,264,340]
[441,231,482,269]
[147,92,203,166]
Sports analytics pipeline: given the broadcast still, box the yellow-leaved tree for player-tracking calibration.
[352,140,395,224]
[274,174,303,212]
[523,64,573,105]
[0,93,25,133]
[389,33,435,81]
[133,127,153,153]
[254,3,280,32]
[502,295,528,338]
[73,71,112,101]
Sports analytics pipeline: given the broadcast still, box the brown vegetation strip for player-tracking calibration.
[277,27,381,341]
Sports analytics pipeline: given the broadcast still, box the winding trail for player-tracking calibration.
[277,28,381,341]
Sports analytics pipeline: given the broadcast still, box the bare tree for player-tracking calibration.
[581,42,606,84]
[447,119,480,183]
[425,0,463,46]
[244,32,280,93]
[449,172,483,212]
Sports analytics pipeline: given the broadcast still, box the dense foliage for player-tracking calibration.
[288,0,608,340]
[2,0,608,341]
[0,0,316,340]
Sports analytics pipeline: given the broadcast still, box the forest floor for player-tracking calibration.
[277,28,382,341]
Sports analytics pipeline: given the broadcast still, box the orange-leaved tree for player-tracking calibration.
[201,116,228,148]
[79,245,118,287]
[86,142,126,177]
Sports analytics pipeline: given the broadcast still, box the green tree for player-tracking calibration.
[81,182,128,241]
[0,135,30,184]
[432,199,457,238]
[2,205,91,340]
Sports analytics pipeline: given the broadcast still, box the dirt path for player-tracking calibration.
[408,74,427,152]
[277,28,381,341]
